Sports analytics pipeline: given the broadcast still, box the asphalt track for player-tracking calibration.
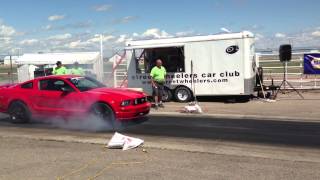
[0,113,319,160]
[1,113,320,179]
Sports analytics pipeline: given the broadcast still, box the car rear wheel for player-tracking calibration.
[90,103,116,130]
[8,101,31,123]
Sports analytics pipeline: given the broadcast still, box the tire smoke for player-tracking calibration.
[34,115,116,132]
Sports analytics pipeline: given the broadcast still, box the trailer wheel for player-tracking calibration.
[174,86,192,102]
[162,88,173,102]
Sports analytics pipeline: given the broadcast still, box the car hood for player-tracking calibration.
[87,88,146,99]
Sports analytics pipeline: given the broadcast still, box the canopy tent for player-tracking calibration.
[15,52,104,82]
[16,52,100,65]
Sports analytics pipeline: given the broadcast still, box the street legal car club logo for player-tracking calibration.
[226,45,239,54]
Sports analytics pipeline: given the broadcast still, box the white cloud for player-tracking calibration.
[88,35,115,43]
[43,25,53,30]
[275,33,286,38]
[132,32,139,37]
[175,31,195,37]
[141,28,172,39]
[112,16,138,24]
[116,35,132,43]
[65,34,114,49]
[0,24,16,36]
[67,40,90,48]
[122,16,137,23]
[42,21,93,32]
[7,26,320,57]
[255,33,264,41]
[48,33,72,40]
[19,39,39,45]
[220,27,232,33]
[311,31,320,37]
[93,4,112,12]
[0,21,17,50]
[48,15,65,21]
[255,30,318,49]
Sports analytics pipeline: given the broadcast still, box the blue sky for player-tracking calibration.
[1,0,320,55]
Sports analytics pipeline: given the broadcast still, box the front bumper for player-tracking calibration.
[116,102,151,122]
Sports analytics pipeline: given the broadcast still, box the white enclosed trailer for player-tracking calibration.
[125,31,256,102]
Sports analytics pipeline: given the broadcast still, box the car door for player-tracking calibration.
[32,78,85,116]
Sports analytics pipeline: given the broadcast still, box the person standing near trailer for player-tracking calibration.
[70,62,85,75]
[150,59,166,109]
[52,61,67,75]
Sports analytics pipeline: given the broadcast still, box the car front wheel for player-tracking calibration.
[90,103,116,130]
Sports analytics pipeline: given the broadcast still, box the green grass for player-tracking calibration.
[259,61,303,74]
[0,65,17,73]
[0,65,18,83]
[260,62,302,67]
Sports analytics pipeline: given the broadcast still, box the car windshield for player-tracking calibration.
[68,77,106,92]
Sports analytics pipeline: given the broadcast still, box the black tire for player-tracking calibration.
[90,103,116,130]
[162,88,173,102]
[8,101,31,123]
[174,86,192,102]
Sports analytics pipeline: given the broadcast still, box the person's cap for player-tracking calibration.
[56,61,62,65]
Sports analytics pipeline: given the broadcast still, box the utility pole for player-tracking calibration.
[10,55,13,83]
[99,34,104,82]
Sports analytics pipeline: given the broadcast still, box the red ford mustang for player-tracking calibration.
[0,75,151,126]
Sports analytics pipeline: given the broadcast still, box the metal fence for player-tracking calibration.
[258,53,320,89]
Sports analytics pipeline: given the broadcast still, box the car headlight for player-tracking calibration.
[121,100,131,107]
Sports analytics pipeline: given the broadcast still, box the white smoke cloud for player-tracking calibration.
[43,116,115,132]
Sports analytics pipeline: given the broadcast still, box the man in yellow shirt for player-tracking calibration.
[150,59,166,109]
[52,61,67,75]
[70,62,85,75]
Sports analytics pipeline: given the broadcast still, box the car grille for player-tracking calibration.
[134,97,147,105]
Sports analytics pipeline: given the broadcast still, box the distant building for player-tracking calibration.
[4,56,20,65]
